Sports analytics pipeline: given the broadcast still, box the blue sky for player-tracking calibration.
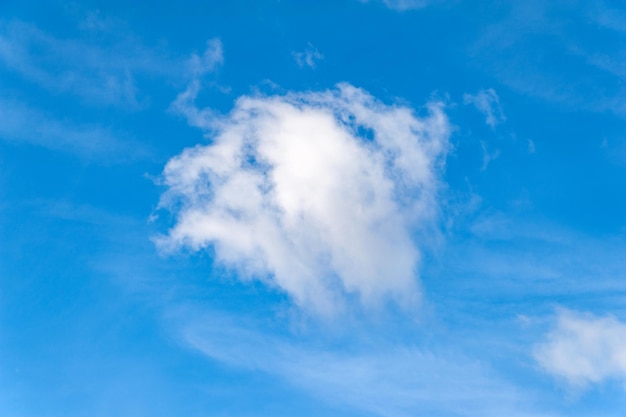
[2,1,626,416]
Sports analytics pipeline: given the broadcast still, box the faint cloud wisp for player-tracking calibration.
[0,98,148,161]
[180,311,529,417]
[363,0,439,12]
[292,43,323,69]
[464,88,505,129]
[0,19,176,108]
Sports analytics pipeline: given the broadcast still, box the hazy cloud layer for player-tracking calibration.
[159,83,450,315]
[181,312,536,417]
[469,1,626,117]
[375,0,439,11]
[0,20,175,108]
[0,98,147,161]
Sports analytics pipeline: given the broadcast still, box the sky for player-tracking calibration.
[1,1,626,416]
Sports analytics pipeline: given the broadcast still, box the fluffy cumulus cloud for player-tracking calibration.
[464,88,505,128]
[534,309,626,387]
[158,83,450,315]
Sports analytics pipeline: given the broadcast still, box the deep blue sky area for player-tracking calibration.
[2,1,626,417]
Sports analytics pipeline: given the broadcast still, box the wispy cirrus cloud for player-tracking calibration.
[464,88,505,129]
[469,1,626,117]
[292,43,323,69]
[363,0,440,12]
[159,82,450,315]
[480,140,500,171]
[0,19,177,108]
[179,309,545,417]
[188,38,223,77]
[437,210,626,314]
[0,98,148,161]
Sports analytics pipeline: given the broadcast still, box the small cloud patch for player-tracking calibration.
[292,43,323,69]
[464,88,505,129]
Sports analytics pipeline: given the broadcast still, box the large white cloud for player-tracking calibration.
[534,309,626,387]
[158,83,450,314]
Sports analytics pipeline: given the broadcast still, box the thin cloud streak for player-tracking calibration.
[372,0,441,12]
[0,19,178,108]
[180,309,546,417]
[0,98,149,161]
[468,1,626,117]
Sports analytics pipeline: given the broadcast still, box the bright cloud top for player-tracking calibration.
[158,84,450,314]
[534,309,626,387]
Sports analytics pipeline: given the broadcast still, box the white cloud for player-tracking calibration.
[534,309,626,387]
[292,43,323,68]
[158,83,450,315]
[464,88,505,128]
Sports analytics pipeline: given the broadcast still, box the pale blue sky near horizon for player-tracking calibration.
[2,1,626,416]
